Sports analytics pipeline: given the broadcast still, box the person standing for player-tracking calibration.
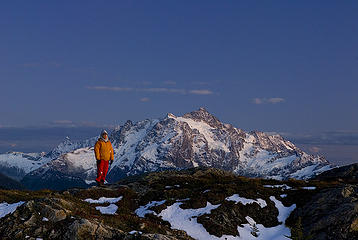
[94,130,114,186]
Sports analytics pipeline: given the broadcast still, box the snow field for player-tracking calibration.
[159,202,221,240]
[0,201,25,218]
[65,148,96,170]
[0,153,51,176]
[84,196,123,215]
[173,116,230,152]
[134,194,296,240]
[290,164,332,179]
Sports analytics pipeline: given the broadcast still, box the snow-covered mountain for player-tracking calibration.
[0,137,96,181]
[0,152,49,181]
[19,108,331,189]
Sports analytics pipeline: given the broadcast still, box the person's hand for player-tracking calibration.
[110,160,113,165]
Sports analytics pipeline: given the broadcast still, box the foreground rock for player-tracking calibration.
[0,167,357,239]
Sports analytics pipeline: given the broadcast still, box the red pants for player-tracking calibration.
[96,160,109,182]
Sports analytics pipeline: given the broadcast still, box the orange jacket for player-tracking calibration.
[94,139,114,161]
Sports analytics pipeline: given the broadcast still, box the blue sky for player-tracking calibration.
[0,1,357,164]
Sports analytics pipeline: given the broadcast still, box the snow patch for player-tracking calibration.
[290,164,331,179]
[173,116,230,152]
[84,196,122,215]
[225,194,267,208]
[84,196,122,204]
[158,202,221,240]
[263,184,292,190]
[85,180,96,185]
[95,204,118,215]
[0,201,25,218]
[135,200,166,218]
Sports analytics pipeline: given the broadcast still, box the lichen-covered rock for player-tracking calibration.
[65,219,125,240]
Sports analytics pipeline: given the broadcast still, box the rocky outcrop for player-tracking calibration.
[1,167,358,239]
[314,163,358,183]
[287,184,358,240]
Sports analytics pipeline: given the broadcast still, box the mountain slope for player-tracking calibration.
[0,136,97,182]
[0,152,49,181]
[22,108,331,190]
[0,172,24,190]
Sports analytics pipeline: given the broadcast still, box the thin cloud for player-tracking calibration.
[189,89,213,95]
[252,97,285,104]
[267,98,285,104]
[308,146,321,153]
[87,86,215,95]
[87,86,134,91]
[192,81,210,85]
[253,98,263,104]
[140,97,150,102]
[142,88,186,94]
[282,131,358,146]
[52,120,73,125]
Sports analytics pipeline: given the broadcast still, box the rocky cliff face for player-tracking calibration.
[18,108,331,190]
[286,164,358,240]
[1,166,357,240]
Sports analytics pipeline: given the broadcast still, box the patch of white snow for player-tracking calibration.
[225,194,267,208]
[95,204,118,215]
[0,201,25,218]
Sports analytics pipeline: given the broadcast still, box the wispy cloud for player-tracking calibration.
[189,89,213,95]
[252,97,285,104]
[267,98,285,104]
[281,130,358,146]
[52,120,73,125]
[87,86,134,91]
[140,97,150,102]
[86,86,215,95]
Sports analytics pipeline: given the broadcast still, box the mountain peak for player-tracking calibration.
[167,113,176,118]
[182,107,222,128]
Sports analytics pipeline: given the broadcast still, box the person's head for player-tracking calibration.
[101,130,108,140]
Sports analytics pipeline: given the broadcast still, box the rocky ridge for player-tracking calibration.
[1,165,357,240]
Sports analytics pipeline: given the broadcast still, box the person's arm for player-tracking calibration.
[110,143,114,161]
[94,141,101,161]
